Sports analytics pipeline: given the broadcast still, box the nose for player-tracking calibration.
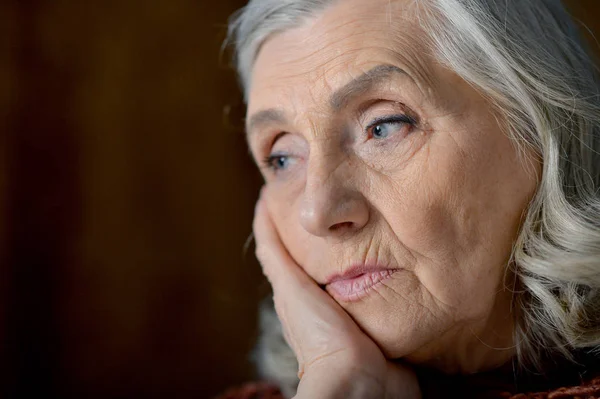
[299,158,370,238]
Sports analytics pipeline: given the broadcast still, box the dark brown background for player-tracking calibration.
[0,1,598,398]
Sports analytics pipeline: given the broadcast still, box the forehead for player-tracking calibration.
[247,0,433,113]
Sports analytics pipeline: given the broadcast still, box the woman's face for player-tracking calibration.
[246,0,538,373]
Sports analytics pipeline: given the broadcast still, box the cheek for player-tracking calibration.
[375,127,530,316]
[266,192,313,267]
[374,147,475,266]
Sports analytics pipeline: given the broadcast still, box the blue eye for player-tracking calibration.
[372,123,394,139]
[263,154,291,172]
[367,115,416,140]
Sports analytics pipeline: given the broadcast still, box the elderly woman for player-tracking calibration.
[224,0,600,398]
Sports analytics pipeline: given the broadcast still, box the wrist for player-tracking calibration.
[293,360,421,399]
[384,362,421,399]
[294,361,385,399]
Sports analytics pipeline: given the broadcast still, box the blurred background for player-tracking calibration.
[0,1,598,398]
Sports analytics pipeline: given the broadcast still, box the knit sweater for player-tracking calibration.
[215,376,600,399]
[215,353,600,399]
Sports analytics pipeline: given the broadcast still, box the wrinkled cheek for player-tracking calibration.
[340,272,436,358]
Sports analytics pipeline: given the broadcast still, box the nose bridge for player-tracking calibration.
[301,150,345,233]
[305,141,344,193]
[300,142,369,237]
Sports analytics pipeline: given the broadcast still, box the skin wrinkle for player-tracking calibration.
[379,275,424,311]
[375,192,420,271]
[246,108,286,137]
[419,258,461,313]
[331,65,408,111]
[249,0,539,374]
[410,131,508,357]
[372,277,405,310]
[266,12,431,109]
[361,233,377,268]
[248,65,417,141]
[408,286,497,363]
[379,279,446,358]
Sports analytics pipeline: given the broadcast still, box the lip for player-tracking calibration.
[324,265,400,302]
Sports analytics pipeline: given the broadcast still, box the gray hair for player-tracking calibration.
[228,0,600,389]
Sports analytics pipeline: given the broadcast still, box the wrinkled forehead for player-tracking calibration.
[247,0,434,114]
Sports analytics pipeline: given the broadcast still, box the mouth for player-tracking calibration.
[324,266,400,302]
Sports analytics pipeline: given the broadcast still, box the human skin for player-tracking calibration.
[254,195,420,398]
[247,0,539,383]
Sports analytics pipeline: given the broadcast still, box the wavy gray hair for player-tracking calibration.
[228,0,600,391]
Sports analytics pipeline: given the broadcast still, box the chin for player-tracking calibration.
[334,274,515,374]
[334,273,450,362]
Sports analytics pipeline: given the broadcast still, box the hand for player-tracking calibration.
[253,190,421,399]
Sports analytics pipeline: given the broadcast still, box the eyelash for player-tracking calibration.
[261,113,418,172]
[365,114,417,139]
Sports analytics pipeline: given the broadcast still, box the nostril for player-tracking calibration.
[329,221,353,231]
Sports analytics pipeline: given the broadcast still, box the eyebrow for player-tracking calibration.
[330,64,406,110]
[245,63,407,137]
[245,108,286,137]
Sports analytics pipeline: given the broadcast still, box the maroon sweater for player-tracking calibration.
[216,354,600,399]
[215,377,600,399]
